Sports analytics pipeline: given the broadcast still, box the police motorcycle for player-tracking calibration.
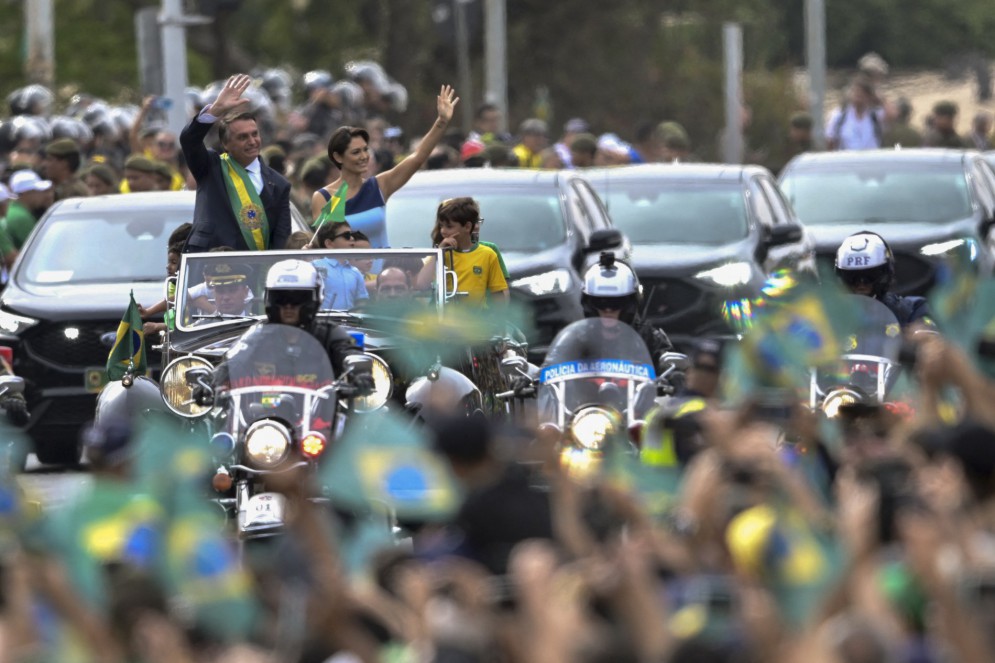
[183,323,370,539]
[538,317,658,473]
[811,295,906,419]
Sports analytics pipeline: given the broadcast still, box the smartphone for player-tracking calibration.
[151,96,173,111]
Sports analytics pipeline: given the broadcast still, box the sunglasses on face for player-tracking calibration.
[332,231,358,241]
[588,297,623,311]
[271,291,312,307]
[693,361,720,373]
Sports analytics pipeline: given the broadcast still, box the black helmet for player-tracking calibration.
[835,231,894,298]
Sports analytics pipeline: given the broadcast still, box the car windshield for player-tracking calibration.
[386,189,567,252]
[596,180,749,245]
[175,248,445,331]
[18,210,189,285]
[780,162,973,224]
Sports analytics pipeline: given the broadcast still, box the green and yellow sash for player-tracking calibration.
[219,153,269,250]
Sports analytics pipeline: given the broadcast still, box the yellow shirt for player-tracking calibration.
[513,144,542,169]
[450,244,508,307]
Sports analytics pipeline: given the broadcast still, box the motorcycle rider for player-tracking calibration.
[835,231,933,329]
[581,251,673,365]
[199,259,373,399]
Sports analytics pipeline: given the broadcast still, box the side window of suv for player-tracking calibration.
[969,159,995,217]
[748,177,777,231]
[573,180,612,231]
[758,177,795,225]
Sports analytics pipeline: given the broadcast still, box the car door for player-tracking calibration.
[747,175,782,273]
[969,156,995,261]
[572,178,631,260]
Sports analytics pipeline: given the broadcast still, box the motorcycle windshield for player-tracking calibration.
[538,318,656,423]
[816,295,902,400]
[221,323,336,431]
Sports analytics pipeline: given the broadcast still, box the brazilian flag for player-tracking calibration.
[106,291,146,381]
[311,181,348,230]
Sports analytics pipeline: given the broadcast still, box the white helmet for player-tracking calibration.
[835,231,894,296]
[264,259,323,326]
[581,252,641,321]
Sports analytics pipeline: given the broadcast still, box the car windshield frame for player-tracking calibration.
[594,178,750,245]
[174,248,446,332]
[16,208,191,287]
[780,160,975,225]
[386,185,569,253]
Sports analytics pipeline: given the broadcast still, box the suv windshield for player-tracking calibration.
[19,211,188,285]
[387,189,567,252]
[596,180,748,245]
[781,163,973,224]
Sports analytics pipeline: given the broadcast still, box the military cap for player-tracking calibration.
[44,138,81,158]
[203,261,251,286]
[657,121,689,141]
[933,100,958,117]
[123,155,156,173]
[150,160,174,181]
[261,145,286,162]
[569,132,598,155]
[84,163,118,187]
[789,112,813,130]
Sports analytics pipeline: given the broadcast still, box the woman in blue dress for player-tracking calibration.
[311,85,459,248]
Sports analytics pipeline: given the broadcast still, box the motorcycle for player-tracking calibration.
[185,323,370,540]
[810,295,906,419]
[537,318,657,474]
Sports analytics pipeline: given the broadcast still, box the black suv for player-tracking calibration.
[585,164,814,347]
[780,149,995,295]
[386,169,625,355]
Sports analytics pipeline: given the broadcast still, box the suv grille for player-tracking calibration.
[640,277,727,337]
[24,321,162,368]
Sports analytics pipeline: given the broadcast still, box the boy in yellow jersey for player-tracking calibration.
[418,197,508,307]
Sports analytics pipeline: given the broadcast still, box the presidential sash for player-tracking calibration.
[219,153,269,250]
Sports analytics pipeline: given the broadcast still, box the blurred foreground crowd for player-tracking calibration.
[4,301,995,663]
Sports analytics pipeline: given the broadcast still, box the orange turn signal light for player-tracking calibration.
[301,431,327,459]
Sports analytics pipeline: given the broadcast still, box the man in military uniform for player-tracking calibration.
[42,138,91,201]
[191,260,256,324]
[122,155,159,193]
[769,112,816,175]
[880,97,923,148]
[924,101,969,148]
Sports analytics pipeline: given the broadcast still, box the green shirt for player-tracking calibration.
[3,201,37,249]
[479,240,509,280]
[0,220,14,257]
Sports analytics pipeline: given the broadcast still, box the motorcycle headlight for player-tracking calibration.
[244,420,290,468]
[570,407,617,450]
[822,388,861,419]
[353,353,393,413]
[510,269,573,296]
[0,310,38,335]
[695,261,754,287]
[160,356,213,417]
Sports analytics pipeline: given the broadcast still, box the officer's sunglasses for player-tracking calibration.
[588,296,622,311]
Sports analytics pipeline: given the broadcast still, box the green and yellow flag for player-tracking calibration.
[106,291,146,381]
[312,181,348,230]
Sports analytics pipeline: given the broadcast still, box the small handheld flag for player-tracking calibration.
[309,181,348,247]
[106,291,147,381]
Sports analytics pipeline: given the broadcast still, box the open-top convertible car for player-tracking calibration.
[154,247,453,419]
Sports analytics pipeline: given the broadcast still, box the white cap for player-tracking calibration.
[9,170,52,195]
[0,183,16,203]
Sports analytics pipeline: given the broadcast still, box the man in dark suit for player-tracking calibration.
[180,73,291,252]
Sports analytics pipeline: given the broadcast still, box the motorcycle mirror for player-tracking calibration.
[0,376,25,395]
[342,354,373,376]
[185,367,211,387]
[501,355,527,372]
[658,352,690,373]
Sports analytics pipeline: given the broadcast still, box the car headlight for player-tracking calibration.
[0,310,38,335]
[570,407,617,450]
[920,238,976,261]
[822,388,862,419]
[244,420,291,468]
[160,356,214,417]
[695,261,754,287]
[353,353,393,413]
[510,269,573,296]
